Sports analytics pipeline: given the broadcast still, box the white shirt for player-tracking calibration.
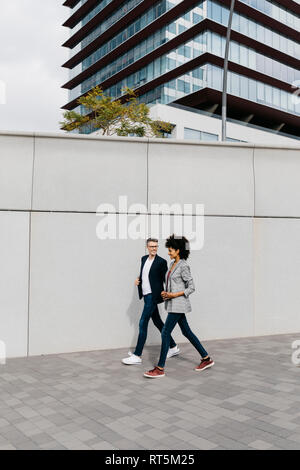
[142,256,154,296]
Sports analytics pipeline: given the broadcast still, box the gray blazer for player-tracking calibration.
[164,259,195,313]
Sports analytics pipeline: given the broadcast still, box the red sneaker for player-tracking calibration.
[195,357,214,371]
[144,366,165,378]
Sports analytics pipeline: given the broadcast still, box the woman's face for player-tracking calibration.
[168,247,180,260]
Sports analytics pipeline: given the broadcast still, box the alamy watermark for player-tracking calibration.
[291,340,300,366]
[0,341,6,365]
[0,80,6,105]
[96,196,205,250]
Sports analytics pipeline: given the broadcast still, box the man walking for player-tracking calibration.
[122,238,180,365]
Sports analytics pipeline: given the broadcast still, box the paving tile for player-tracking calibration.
[143,428,169,441]
[90,441,118,450]
[15,440,41,450]
[39,441,67,450]
[113,439,145,450]
[190,437,219,450]
[71,429,96,442]
[248,440,274,450]
[31,433,54,445]
[63,441,91,450]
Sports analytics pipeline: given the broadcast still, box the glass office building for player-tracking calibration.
[62,0,300,137]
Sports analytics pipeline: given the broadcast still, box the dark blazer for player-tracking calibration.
[138,255,168,304]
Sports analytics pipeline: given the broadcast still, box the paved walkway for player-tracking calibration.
[0,333,300,450]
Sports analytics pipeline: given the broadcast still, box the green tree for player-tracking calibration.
[60,86,173,138]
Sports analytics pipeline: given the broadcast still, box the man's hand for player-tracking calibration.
[135,277,141,286]
[161,291,175,300]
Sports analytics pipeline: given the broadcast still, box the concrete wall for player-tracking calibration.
[1,131,300,358]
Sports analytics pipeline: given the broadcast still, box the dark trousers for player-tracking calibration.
[134,294,177,357]
[157,312,208,368]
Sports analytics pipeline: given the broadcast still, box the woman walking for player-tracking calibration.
[144,235,214,378]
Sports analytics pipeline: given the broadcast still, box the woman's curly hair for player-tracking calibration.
[165,234,190,260]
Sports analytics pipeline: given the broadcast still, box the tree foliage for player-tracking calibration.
[60,86,173,138]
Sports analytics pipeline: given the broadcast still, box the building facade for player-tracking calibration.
[61,0,300,140]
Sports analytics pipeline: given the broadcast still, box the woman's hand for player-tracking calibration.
[161,291,175,300]
[161,291,184,300]
[134,277,140,286]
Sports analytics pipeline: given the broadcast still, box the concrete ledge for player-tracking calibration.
[0,130,300,149]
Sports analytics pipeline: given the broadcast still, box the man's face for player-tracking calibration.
[147,241,158,256]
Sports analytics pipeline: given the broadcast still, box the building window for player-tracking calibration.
[184,128,219,141]
[226,137,247,142]
[212,1,222,22]
[177,79,186,92]
[202,131,219,141]
[184,128,201,140]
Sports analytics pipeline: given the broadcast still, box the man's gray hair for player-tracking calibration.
[146,238,158,245]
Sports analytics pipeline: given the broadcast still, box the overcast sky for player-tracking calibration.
[0,0,70,133]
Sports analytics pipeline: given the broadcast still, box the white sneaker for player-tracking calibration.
[167,346,180,359]
[122,354,142,365]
